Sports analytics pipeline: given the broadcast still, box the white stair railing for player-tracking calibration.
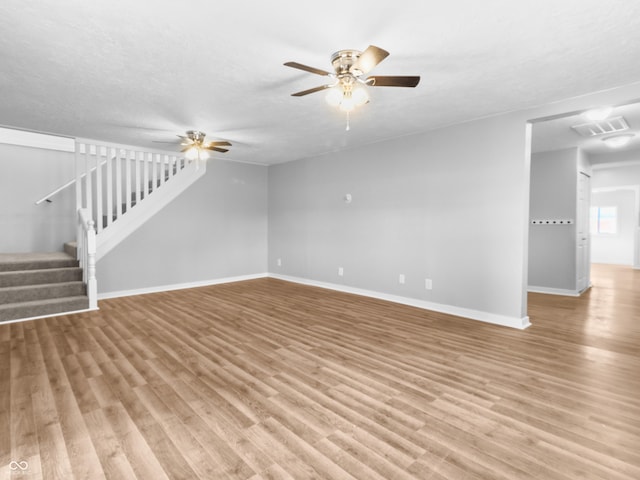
[77,208,97,309]
[75,138,206,262]
[75,139,187,234]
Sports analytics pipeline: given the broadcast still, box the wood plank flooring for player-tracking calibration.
[1,263,639,479]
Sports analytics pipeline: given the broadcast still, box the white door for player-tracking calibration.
[577,172,591,292]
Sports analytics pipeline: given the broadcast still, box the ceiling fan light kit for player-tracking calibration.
[285,45,420,129]
[184,145,209,161]
[325,83,369,112]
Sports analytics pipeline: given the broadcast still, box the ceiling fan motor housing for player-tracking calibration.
[331,50,363,76]
[186,130,206,144]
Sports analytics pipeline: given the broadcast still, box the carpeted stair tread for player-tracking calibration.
[0,281,86,304]
[0,296,90,322]
[0,252,78,272]
[0,267,83,287]
[64,242,78,258]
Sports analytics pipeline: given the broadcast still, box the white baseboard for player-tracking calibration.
[97,272,531,329]
[0,307,99,325]
[269,273,531,330]
[528,285,582,296]
[97,273,269,300]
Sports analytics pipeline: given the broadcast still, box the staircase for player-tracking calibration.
[75,139,206,261]
[0,137,205,323]
[0,246,89,322]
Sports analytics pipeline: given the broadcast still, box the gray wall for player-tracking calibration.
[528,148,579,290]
[0,143,76,252]
[97,159,268,294]
[269,114,530,322]
[4,80,640,325]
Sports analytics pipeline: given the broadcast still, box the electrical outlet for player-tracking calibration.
[425,278,433,290]
[399,274,405,284]
[277,258,282,267]
[338,267,344,277]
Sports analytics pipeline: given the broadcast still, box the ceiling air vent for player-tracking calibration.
[571,116,629,137]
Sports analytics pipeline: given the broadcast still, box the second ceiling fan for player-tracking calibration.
[284,45,420,117]
[174,130,231,160]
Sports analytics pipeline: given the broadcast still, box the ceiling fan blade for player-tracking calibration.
[352,45,389,74]
[204,141,232,147]
[291,84,331,97]
[180,146,190,152]
[284,61,332,76]
[367,75,421,87]
[206,146,229,153]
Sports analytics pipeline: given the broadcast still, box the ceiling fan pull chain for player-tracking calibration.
[346,111,350,131]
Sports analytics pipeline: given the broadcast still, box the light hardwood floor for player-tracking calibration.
[1,264,639,479]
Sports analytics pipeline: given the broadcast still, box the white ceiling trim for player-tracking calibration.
[0,127,74,152]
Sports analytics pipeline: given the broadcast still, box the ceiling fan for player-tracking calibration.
[173,130,231,160]
[153,130,232,160]
[284,45,420,124]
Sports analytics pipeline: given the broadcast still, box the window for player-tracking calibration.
[590,206,617,234]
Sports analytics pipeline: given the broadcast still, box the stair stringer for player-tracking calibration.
[96,161,206,262]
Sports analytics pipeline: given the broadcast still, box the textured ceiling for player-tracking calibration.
[2,0,640,165]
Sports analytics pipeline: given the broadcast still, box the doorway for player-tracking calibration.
[528,99,640,297]
[590,186,639,267]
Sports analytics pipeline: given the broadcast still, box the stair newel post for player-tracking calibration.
[86,218,97,309]
[78,208,97,310]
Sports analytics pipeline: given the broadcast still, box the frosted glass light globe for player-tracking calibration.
[325,87,343,106]
[352,86,369,106]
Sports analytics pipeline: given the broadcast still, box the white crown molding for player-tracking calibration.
[269,273,531,330]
